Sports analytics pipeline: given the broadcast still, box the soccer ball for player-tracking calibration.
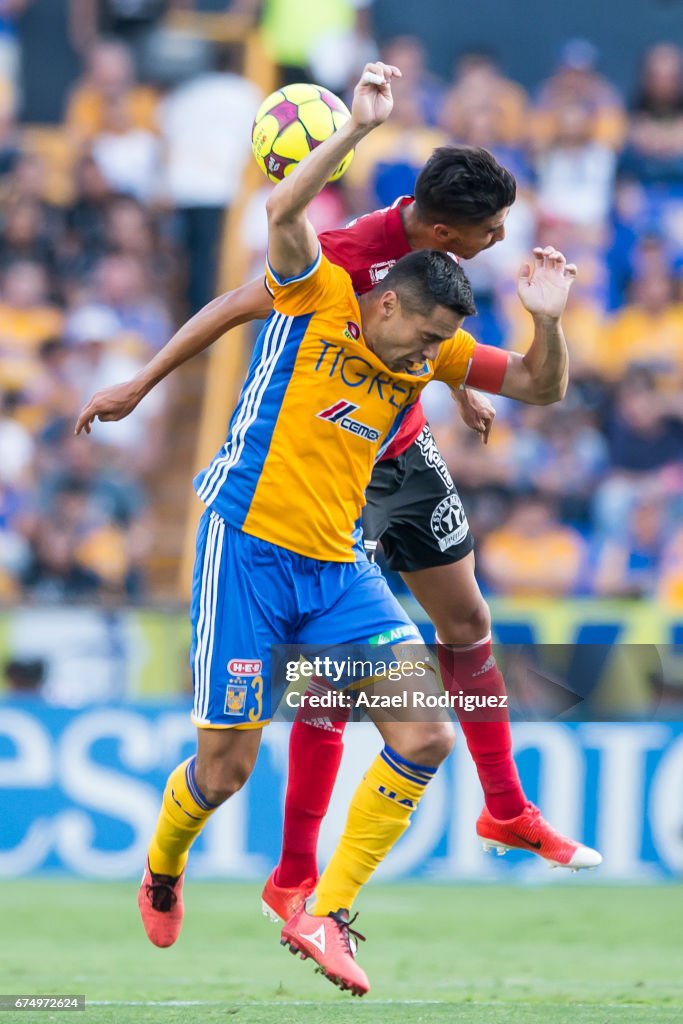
[251,83,354,184]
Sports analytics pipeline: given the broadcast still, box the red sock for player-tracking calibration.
[274,686,348,888]
[437,637,526,820]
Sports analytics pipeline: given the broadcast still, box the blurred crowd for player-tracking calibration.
[377,37,683,604]
[0,0,682,604]
[0,3,261,602]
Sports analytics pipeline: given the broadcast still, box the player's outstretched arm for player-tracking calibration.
[74,277,272,435]
[499,245,576,406]
[265,61,401,280]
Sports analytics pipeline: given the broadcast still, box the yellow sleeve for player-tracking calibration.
[264,248,349,317]
[432,328,476,389]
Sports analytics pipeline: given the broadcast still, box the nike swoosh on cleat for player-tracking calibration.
[508,832,542,849]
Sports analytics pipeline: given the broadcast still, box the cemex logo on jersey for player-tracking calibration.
[317,399,381,443]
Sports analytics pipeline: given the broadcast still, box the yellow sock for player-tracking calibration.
[148,756,218,876]
[312,746,436,915]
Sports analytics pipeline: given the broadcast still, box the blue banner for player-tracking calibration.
[1,702,682,880]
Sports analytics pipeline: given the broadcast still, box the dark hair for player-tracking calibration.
[380,250,476,318]
[414,146,516,225]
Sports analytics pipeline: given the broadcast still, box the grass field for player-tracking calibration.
[1,881,682,1023]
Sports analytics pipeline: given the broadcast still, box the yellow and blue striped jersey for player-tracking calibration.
[194,249,475,562]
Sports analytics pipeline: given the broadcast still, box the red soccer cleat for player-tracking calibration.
[281,903,370,996]
[137,860,185,947]
[261,870,317,923]
[477,802,602,871]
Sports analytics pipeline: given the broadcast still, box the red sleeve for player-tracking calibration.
[319,201,413,295]
[466,343,509,394]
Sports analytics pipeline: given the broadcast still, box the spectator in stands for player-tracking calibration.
[22,478,140,600]
[0,261,63,390]
[62,154,113,283]
[39,425,147,529]
[603,271,683,381]
[532,39,626,151]
[595,496,667,598]
[440,50,528,146]
[480,492,587,596]
[5,153,66,244]
[535,101,616,243]
[0,390,34,488]
[79,251,172,351]
[64,38,158,146]
[620,43,683,186]
[22,337,80,435]
[69,0,170,70]
[381,36,444,128]
[0,197,55,274]
[524,407,609,524]
[66,316,167,473]
[604,368,683,474]
[104,194,175,301]
[157,42,261,311]
[90,92,161,201]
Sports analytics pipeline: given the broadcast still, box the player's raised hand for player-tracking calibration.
[517,246,578,320]
[351,62,402,130]
[74,379,144,435]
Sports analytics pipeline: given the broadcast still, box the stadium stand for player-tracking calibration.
[0,3,681,605]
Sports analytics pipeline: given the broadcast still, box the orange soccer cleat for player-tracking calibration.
[281,903,370,996]
[261,870,317,923]
[137,860,185,947]
[477,802,603,871]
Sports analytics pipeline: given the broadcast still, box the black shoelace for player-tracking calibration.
[146,874,179,913]
[329,910,366,956]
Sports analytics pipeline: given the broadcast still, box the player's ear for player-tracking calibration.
[379,290,398,318]
[432,223,453,244]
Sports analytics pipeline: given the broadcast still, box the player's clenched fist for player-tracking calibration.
[517,246,578,321]
[351,62,402,130]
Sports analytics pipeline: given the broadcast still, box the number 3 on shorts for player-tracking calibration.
[248,675,264,722]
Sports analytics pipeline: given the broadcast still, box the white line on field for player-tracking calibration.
[87,1000,677,1009]
[87,1001,445,1007]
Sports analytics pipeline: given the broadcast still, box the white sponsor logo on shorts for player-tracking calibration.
[430,494,469,551]
[415,426,454,489]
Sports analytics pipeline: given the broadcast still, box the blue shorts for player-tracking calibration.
[190,510,421,727]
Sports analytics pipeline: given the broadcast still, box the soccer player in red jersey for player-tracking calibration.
[76,147,601,915]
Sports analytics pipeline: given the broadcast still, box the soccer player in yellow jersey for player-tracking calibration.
[134,62,578,995]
